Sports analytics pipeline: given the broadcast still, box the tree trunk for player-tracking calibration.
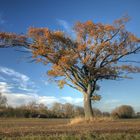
[84,93,93,119]
[83,84,93,119]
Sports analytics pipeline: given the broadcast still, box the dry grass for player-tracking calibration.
[69,116,114,125]
[69,117,84,125]
[0,118,140,138]
[91,116,114,122]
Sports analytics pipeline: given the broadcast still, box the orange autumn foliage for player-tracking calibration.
[0,16,140,98]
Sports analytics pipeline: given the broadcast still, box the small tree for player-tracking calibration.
[25,101,39,117]
[38,103,48,114]
[0,17,140,119]
[111,105,135,118]
[74,106,84,117]
[62,103,74,118]
[51,102,64,118]
[0,92,7,108]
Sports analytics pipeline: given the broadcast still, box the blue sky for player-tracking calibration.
[0,0,140,112]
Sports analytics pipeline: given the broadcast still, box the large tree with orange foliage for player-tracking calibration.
[0,17,140,119]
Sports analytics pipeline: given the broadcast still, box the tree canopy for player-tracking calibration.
[0,16,140,118]
[0,17,140,93]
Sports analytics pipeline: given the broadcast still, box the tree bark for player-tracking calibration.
[83,84,93,119]
[84,93,93,119]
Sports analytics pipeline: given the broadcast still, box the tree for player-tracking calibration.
[0,92,7,108]
[62,103,74,118]
[74,106,84,117]
[0,16,140,119]
[51,102,63,117]
[25,101,39,117]
[38,103,48,114]
[111,105,135,118]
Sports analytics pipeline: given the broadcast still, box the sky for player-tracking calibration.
[0,0,140,112]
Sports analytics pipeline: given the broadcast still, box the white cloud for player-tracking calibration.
[0,66,29,81]
[0,66,83,107]
[0,81,37,106]
[2,91,82,107]
[38,96,59,105]
[3,92,59,107]
[0,79,82,107]
[1,79,140,112]
[0,82,12,93]
[0,66,37,93]
[3,92,36,106]
[57,19,76,38]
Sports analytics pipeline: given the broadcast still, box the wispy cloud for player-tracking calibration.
[0,13,6,25]
[0,80,38,106]
[105,99,121,104]
[0,66,29,81]
[43,80,49,86]
[57,19,76,38]
[57,19,71,32]
[0,75,5,81]
[0,66,37,93]
[0,66,82,107]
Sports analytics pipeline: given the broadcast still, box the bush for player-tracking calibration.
[102,112,110,117]
[111,105,135,119]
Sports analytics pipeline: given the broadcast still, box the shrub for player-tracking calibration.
[136,112,140,118]
[102,112,110,117]
[111,105,135,119]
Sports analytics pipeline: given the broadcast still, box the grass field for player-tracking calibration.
[0,118,140,140]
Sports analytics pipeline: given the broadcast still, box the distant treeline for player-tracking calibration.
[0,101,111,118]
[0,101,84,118]
[0,93,140,118]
